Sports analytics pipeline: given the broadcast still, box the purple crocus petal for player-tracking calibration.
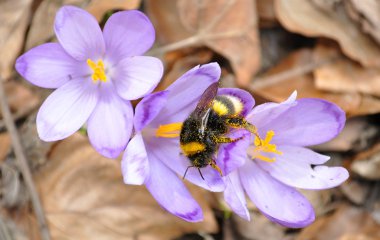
[151,63,220,125]
[145,137,225,192]
[240,160,315,228]
[247,91,297,136]
[112,56,163,101]
[122,133,149,185]
[216,130,250,175]
[268,98,346,146]
[87,85,133,158]
[54,6,105,61]
[224,171,250,221]
[134,90,169,132]
[15,43,88,89]
[145,154,203,222]
[103,10,155,64]
[37,79,98,141]
[258,146,349,190]
[218,88,255,116]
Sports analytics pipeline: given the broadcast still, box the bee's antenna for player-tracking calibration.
[183,166,205,180]
[183,166,191,180]
[198,168,205,180]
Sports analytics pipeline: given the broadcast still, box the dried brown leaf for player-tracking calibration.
[146,0,260,86]
[314,44,380,97]
[275,0,380,67]
[297,205,380,240]
[250,48,380,117]
[232,211,286,240]
[346,0,380,45]
[351,142,380,180]
[26,0,141,50]
[257,0,278,27]
[0,133,11,163]
[1,81,40,120]
[0,0,32,79]
[35,134,217,240]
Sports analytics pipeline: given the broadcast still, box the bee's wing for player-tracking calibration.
[192,82,218,135]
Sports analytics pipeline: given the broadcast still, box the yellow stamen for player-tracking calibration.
[87,59,107,83]
[251,130,282,162]
[156,122,183,138]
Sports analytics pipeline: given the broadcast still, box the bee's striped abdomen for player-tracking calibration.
[212,95,244,116]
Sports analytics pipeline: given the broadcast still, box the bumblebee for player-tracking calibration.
[180,82,259,180]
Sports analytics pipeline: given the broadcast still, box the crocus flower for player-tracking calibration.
[15,6,163,158]
[220,91,349,227]
[121,63,253,221]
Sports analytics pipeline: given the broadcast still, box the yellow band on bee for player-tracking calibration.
[180,142,206,155]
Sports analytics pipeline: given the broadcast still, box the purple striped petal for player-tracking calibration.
[218,88,255,116]
[247,91,297,136]
[240,160,315,228]
[87,85,133,158]
[151,63,220,125]
[122,133,149,185]
[103,10,155,64]
[258,146,349,190]
[112,56,163,100]
[145,154,203,222]
[145,137,225,192]
[37,79,98,141]
[54,6,105,61]
[134,90,169,132]
[216,130,250,175]
[224,171,250,220]
[268,98,346,146]
[15,43,88,89]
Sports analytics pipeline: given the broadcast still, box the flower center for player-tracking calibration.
[249,130,282,162]
[87,59,107,83]
[155,122,183,138]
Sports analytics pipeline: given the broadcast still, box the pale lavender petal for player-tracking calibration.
[258,146,349,190]
[37,79,98,141]
[112,56,163,100]
[122,133,149,185]
[15,43,88,89]
[218,88,255,116]
[240,161,315,228]
[134,90,169,132]
[247,91,297,136]
[224,171,250,220]
[103,10,155,64]
[151,63,220,125]
[144,137,225,192]
[266,98,346,146]
[87,84,133,158]
[216,130,250,175]
[54,6,105,61]
[145,154,203,222]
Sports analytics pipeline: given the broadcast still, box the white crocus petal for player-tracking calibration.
[37,79,98,141]
[224,171,250,220]
[122,133,149,185]
[112,56,163,100]
[87,86,133,159]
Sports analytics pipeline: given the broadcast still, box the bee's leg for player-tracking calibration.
[209,159,223,177]
[211,135,243,143]
[225,116,262,145]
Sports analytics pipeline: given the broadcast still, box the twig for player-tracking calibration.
[249,55,339,91]
[0,78,51,240]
